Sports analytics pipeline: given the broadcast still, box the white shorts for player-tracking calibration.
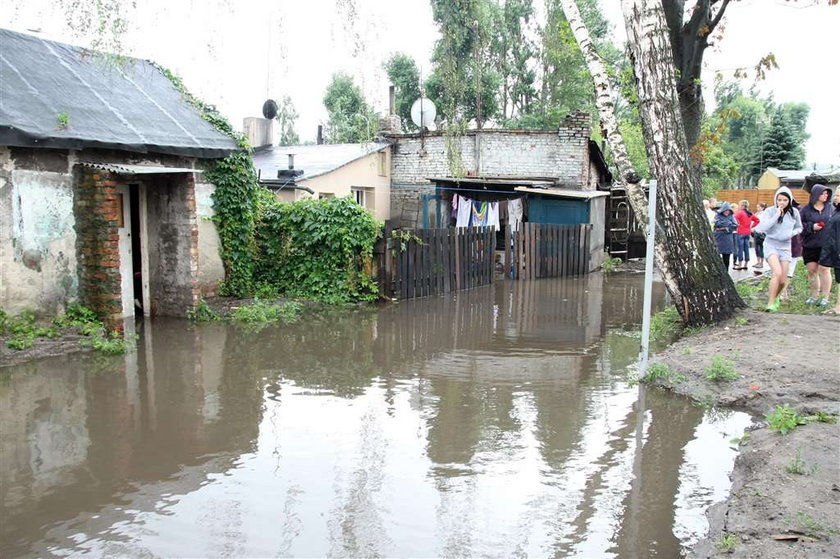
[764,239,793,263]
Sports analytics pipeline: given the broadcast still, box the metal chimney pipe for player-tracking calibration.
[288,154,294,170]
[317,125,324,145]
[389,85,396,115]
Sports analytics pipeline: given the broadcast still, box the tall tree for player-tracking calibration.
[322,73,378,144]
[560,0,743,325]
[759,106,809,170]
[276,95,300,146]
[384,53,422,132]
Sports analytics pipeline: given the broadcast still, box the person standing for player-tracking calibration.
[734,200,759,270]
[798,184,835,306]
[753,187,803,312]
[706,197,718,228]
[714,202,738,270]
[818,188,840,315]
[752,202,768,272]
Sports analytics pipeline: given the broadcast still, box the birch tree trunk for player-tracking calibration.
[560,0,743,325]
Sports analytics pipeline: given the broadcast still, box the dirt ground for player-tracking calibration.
[653,309,840,558]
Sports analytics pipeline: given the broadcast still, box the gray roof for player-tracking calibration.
[767,168,812,180]
[0,28,238,158]
[252,142,390,181]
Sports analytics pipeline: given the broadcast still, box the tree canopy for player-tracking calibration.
[322,73,378,144]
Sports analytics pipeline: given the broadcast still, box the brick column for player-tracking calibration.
[73,167,123,328]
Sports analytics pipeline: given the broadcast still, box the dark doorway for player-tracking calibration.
[129,184,143,314]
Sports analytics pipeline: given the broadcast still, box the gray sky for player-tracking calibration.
[2,0,837,165]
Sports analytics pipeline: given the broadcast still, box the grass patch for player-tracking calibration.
[716,533,737,552]
[187,299,222,322]
[789,511,839,540]
[785,447,818,475]
[742,264,825,315]
[704,354,739,382]
[230,300,303,324]
[650,306,682,343]
[734,316,749,327]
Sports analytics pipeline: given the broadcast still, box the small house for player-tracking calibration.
[0,29,239,322]
[757,168,811,190]
[251,142,392,221]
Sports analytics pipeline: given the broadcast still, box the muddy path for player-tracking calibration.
[653,309,840,558]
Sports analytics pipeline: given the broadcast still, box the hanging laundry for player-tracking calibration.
[456,194,472,227]
[487,201,500,230]
[508,198,524,231]
[471,200,489,226]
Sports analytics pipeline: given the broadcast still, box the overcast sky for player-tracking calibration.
[2,0,837,165]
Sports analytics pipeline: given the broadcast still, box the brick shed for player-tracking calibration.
[0,29,238,323]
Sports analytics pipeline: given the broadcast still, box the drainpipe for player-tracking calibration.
[317,125,324,145]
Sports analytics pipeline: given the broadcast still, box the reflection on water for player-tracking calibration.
[0,274,750,558]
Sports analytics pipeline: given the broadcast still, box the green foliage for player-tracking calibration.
[734,316,749,327]
[805,410,837,424]
[704,354,739,382]
[85,330,136,355]
[276,95,300,146]
[254,196,382,303]
[766,404,807,435]
[641,362,686,385]
[650,306,682,343]
[231,300,303,324]
[323,73,378,144]
[390,229,425,254]
[759,105,809,171]
[57,112,71,129]
[187,299,222,322]
[384,53,422,131]
[789,511,838,540]
[207,152,259,297]
[716,533,737,552]
[600,254,623,273]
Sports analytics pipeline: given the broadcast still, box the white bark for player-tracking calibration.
[560,0,743,324]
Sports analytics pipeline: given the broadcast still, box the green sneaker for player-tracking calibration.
[765,300,780,312]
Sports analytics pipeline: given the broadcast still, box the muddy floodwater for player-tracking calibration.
[0,274,752,558]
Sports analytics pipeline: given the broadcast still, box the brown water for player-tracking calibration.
[0,274,751,558]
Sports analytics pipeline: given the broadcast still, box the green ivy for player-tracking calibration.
[254,196,382,303]
[157,65,259,297]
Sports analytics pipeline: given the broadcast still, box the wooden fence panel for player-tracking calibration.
[503,223,593,280]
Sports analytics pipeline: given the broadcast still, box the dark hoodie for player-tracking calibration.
[818,198,840,269]
[799,184,834,249]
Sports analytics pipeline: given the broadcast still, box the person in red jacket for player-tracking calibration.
[734,200,760,270]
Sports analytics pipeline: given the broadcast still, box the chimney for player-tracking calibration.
[317,125,324,145]
[243,117,275,149]
[288,153,295,170]
[389,85,396,115]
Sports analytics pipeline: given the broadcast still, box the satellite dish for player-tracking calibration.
[410,97,437,129]
[262,99,278,120]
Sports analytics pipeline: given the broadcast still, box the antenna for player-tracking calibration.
[410,97,437,130]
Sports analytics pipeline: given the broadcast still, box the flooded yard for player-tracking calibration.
[0,274,752,558]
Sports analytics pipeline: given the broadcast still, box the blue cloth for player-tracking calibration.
[714,203,738,255]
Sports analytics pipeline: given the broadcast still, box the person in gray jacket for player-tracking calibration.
[753,186,803,311]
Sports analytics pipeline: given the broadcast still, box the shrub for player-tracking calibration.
[641,362,687,384]
[187,299,222,322]
[766,404,806,435]
[231,300,304,324]
[705,355,739,381]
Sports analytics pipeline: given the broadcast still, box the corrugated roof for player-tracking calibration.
[0,28,238,158]
[767,168,812,180]
[514,186,609,200]
[80,162,203,174]
[252,142,390,181]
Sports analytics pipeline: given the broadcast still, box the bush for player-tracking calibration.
[231,300,303,324]
[253,196,382,303]
[641,362,687,384]
[187,299,222,322]
[705,354,739,381]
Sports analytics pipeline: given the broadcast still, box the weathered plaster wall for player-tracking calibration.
[0,147,78,315]
[194,177,224,295]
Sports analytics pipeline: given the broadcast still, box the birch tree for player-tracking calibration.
[560,0,743,325]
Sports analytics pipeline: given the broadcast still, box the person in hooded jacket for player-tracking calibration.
[818,188,840,315]
[799,184,835,306]
[714,202,738,270]
[753,186,803,311]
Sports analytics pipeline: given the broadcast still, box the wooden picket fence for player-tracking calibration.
[382,226,496,300]
[504,223,592,280]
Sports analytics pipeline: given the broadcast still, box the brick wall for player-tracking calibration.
[388,112,594,227]
[73,167,123,326]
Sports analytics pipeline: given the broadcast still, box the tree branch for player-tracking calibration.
[709,0,732,31]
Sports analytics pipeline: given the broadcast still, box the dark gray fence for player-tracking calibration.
[504,223,592,280]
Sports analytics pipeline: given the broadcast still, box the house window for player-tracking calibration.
[351,187,368,208]
[378,151,387,177]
